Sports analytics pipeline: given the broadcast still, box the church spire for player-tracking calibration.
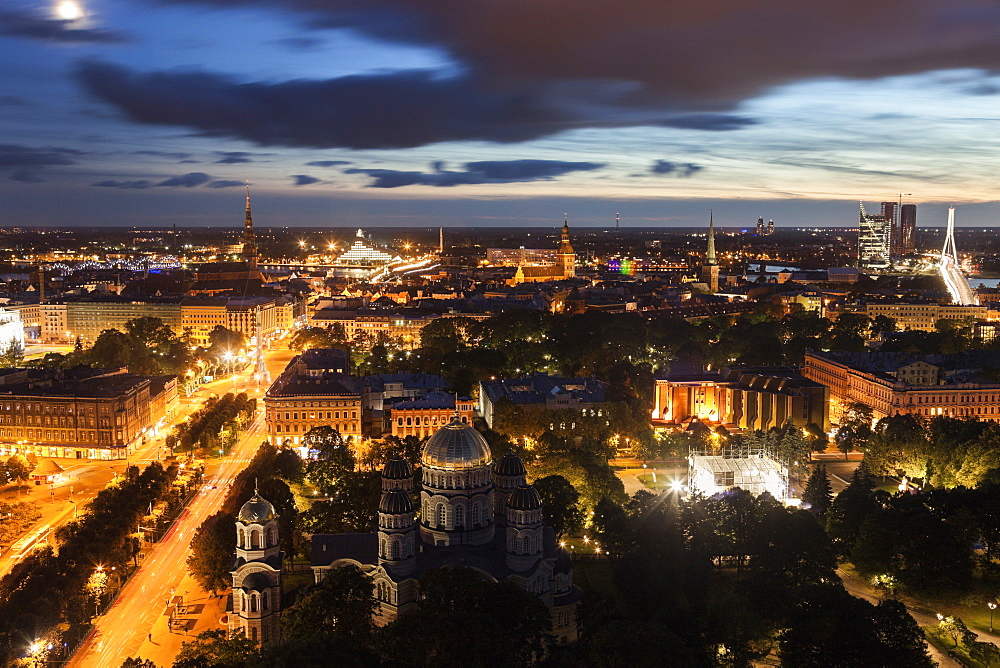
[243,183,258,270]
[706,210,717,266]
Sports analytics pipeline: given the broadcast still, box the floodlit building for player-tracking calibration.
[0,307,24,352]
[652,367,829,434]
[507,219,577,285]
[337,229,398,264]
[388,391,475,440]
[699,213,720,292]
[858,301,986,332]
[264,349,362,446]
[804,350,1000,423]
[0,370,177,460]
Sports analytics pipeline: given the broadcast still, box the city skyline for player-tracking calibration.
[2,1,1000,227]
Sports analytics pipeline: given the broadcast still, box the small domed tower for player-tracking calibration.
[493,452,527,520]
[505,485,544,572]
[231,490,282,646]
[382,456,413,492]
[378,490,416,577]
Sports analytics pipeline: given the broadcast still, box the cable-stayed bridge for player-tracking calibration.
[939,207,978,305]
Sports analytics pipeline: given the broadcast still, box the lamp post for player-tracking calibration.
[989,602,997,633]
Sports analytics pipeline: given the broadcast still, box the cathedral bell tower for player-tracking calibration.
[378,457,416,577]
[505,485,545,572]
[557,216,576,279]
[230,490,282,646]
[243,185,258,271]
[699,211,720,292]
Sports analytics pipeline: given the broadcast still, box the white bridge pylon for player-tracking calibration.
[939,206,978,305]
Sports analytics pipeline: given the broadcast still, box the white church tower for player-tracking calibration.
[230,489,283,646]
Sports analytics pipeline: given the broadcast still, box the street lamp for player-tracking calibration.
[989,602,997,633]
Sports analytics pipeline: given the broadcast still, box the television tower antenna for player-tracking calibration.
[615,212,620,231]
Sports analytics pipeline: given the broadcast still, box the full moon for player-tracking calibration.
[57,1,82,20]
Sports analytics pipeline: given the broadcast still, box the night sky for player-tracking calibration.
[2,0,1000,228]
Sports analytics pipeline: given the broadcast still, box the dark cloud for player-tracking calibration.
[93,175,243,189]
[76,1,1000,150]
[0,144,82,168]
[133,150,191,159]
[10,169,45,183]
[0,144,80,182]
[965,84,1000,96]
[270,36,324,50]
[292,174,321,186]
[92,179,152,189]
[650,160,703,177]
[305,160,351,167]
[346,159,604,188]
[214,151,254,164]
[0,8,127,44]
[153,1,1000,102]
[656,114,756,131]
[156,172,212,187]
[75,62,567,150]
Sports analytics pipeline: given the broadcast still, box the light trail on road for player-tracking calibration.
[69,410,267,667]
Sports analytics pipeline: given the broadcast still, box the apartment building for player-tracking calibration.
[264,350,362,446]
[0,369,178,460]
[389,391,475,440]
[804,350,1000,423]
[860,302,987,332]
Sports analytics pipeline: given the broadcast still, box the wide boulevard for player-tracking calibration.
[68,349,293,667]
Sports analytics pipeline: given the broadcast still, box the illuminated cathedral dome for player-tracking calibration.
[237,492,277,524]
[421,417,492,470]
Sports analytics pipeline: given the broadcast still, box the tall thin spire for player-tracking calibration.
[706,210,717,266]
[439,226,444,254]
[615,212,620,231]
[242,182,258,270]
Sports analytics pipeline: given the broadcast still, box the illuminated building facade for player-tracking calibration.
[337,229,398,264]
[651,368,829,433]
[0,371,177,460]
[389,391,475,439]
[264,350,362,446]
[858,201,893,269]
[804,350,1000,423]
[857,302,986,332]
[507,219,576,285]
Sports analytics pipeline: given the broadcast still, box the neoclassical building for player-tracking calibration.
[312,417,581,643]
[230,490,283,646]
